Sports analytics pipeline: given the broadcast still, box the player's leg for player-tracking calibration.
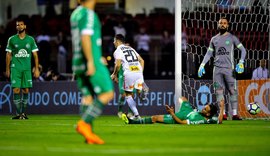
[224,69,241,120]
[125,92,140,119]
[10,68,22,119]
[21,88,29,119]
[122,114,174,124]
[139,82,149,101]
[77,67,114,144]
[126,89,139,118]
[117,93,125,117]
[75,75,105,144]
[11,88,21,119]
[20,70,32,119]
[124,73,141,119]
[117,68,125,117]
[213,67,227,120]
[121,114,153,124]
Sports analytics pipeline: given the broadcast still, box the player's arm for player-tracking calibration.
[5,52,12,78]
[165,105,188,124]
[201,38,214,65]
[111,59,121,82]
[198,38,214,77]
[233,36,246,62]
[32,51,40,78]
[81,34,95,76]
[233,36,246,74]
[218,99,225,124]
[5,37,12,78]
[138,55,144,71]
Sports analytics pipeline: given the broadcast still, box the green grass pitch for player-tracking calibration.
[0,115,270,156]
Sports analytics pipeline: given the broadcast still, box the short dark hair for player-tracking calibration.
[209,104,218,117]
[220,16,229,22]
[16,15,28,25]
[115,34,125,43]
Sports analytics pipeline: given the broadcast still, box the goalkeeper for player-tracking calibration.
[122,97,224,125]
[198,17,246,120]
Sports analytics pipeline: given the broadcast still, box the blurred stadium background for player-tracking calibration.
[0,0,268,81]
[0,0,269,118]
[0,0,176,80]
[0,2,270,155]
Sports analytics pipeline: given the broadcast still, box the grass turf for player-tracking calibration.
[0,115,270,156]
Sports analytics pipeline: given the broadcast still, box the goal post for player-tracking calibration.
[175,0,182,112]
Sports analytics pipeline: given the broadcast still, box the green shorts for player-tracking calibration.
[163,101,194,124]
[10,68,32,88]
[163,114,176,124]
[76,66,113,96]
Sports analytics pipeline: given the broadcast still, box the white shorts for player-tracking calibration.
[123,72,144,92]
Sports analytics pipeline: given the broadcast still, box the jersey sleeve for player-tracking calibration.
[201,38,214,65]
[186,112,206,125]
[5,37,13,53]
[31,37,39,52]
[80,10,94,35]
[232,35,242,48]
[232,35,246,61]
[113,48,122,60]
[187,119,205,125]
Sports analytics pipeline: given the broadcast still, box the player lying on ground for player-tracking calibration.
[122,97,224,124]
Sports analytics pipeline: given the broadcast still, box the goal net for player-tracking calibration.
[179,0,270,119]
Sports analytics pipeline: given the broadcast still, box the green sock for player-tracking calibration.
[118,96,125,112]
[13,94,21,114]
[130,117,153,124]
[82,99,104,124]
[80,105,88,114]
[21,93,28,113]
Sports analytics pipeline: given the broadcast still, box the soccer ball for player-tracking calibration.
[247,102,260,115]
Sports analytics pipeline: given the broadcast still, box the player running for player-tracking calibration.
[198,17,246,120]
[114,44,149,118]
[70,0,114,144]
[122,97,224,125]
[111,34,145,119]
[5,17,40,120]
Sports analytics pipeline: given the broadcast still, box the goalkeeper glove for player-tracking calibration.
[198,64,205,78]
[235,60,244,74]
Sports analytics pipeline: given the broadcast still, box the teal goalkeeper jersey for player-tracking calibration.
[6,34,38,71]
[70,6,103,75]
[175,101,219,124]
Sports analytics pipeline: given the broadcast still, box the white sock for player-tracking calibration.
[223,107,226,115]
[126,96,139,116]
[233,109,237,115]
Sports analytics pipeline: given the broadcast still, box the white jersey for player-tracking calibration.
[113,44,143,75]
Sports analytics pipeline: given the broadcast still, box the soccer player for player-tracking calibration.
[198,17,247,120]
[111,34,145,119]
[70,0,114,144]
[114,44,149,118]
[122,97,224,125]
[114,65,133,118]
[5,17,40,120]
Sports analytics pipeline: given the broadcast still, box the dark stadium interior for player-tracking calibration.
[0,3,175,81]
[0,0,269,81]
